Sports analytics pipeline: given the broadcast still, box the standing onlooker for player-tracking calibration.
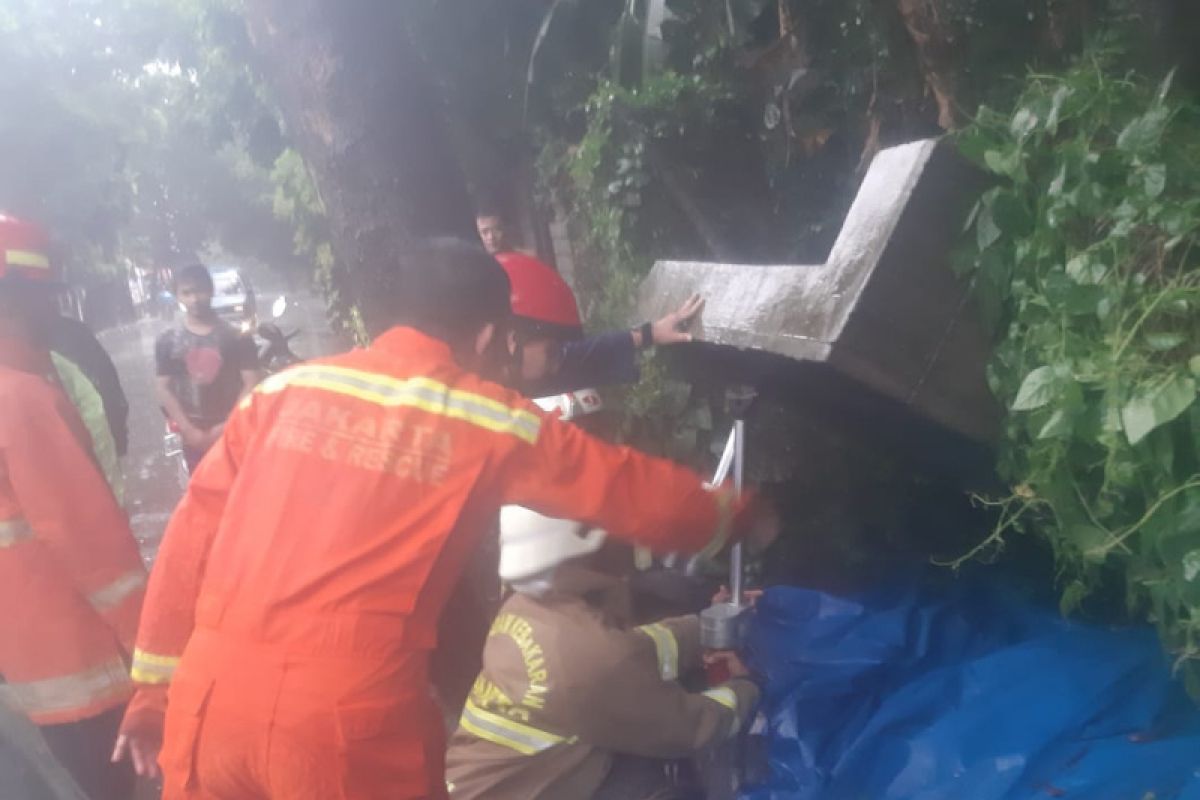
[0,215,145,800]
[154,264,260,470]
[49,314,129,458]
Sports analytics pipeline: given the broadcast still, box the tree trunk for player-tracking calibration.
[242,1,476,319]
[895,0,960,131]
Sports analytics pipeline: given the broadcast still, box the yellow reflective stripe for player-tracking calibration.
[702,686,742,735]
[0,518,33,548]
[702,686,737,712]
[6,658,130,717]
[259,365,542,444]
[459,700,573,756]
[88,571,145,613]
[636,623,680,681]
[130,649,179,685]
[5,249,50,269]
[697,489,735,563]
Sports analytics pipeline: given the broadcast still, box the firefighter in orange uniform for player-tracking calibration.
[0,214,145,800]
[115,239,775,799]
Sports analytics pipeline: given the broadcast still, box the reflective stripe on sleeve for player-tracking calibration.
[258,366,542,444]
[5,249,50,270]
[459,700,575,756]
[5,658,130,718]
[0,519,33,548]
[636,622,680,681]
[130,649,180,685]
[88,570,146,613]
[702,686,742,735]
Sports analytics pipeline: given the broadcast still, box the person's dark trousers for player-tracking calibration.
[39,705,134,800]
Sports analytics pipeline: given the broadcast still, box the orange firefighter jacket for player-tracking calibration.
[122,327,742,798]
[0,336,145,725]
[445,568,759,799]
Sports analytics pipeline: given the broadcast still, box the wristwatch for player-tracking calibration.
[637,321,653,350]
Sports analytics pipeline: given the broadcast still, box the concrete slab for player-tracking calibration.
[637,137,999,449]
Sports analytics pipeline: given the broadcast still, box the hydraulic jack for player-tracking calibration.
[700,386,757,683]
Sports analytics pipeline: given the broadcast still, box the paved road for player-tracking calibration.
[99,291,343,565]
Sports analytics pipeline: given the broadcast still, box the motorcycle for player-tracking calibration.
[257,295,302,374]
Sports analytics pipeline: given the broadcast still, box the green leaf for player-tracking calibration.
[1184,550,1200,583]
[1121,375,1197,445]
[954,126,996,165]
[1191,355,1200,377]
[1010,107,1038,140]
[1048,164,1067,197]
[1144,332,1184,351]
[1065,254,1106,285]
[1071,524,1113,563]
[990,190,1033,236]
[984,149,1021,178]
[1037,408,1073,440]
[976,199,1001,250]
[1059,579,1088,616]
[1012,366,1059,411]
[1142,163,1166,198]
[1156,68,1177,105]
[1116,105,1170,154]
[1045,85,1071,133]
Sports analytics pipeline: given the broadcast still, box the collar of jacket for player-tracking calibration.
[545,564,634,628]
[0,334,52,376]
[371,326,455,362]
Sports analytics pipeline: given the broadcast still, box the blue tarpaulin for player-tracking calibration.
[741,577,1200,800]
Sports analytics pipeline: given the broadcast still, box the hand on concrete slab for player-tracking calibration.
[651,293,704,346]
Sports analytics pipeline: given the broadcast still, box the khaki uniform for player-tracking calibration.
[445,567,759,799]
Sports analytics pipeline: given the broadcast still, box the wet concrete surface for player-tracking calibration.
[100,291,342,566]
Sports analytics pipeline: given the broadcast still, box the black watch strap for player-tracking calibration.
[639,321,653,350]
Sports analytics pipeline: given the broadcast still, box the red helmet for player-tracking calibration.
[496,251,582,338]
[0,215,58,284]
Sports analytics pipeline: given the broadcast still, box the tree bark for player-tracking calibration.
[895,0,960,131]
[242,1,476,320]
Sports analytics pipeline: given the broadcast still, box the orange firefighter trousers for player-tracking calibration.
[160,628,446,800]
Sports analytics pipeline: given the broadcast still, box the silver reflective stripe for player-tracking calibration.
[7,658,131,718]
[636,622,680,681]
[88,571,145,612]
[459,700,573,756]
[702,686,742,736]
[0,519,32,548]
[129,649,179,685]
[260,366,542,444]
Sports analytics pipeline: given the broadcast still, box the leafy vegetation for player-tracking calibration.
[954,41,1200,693]
[0,0,310,289]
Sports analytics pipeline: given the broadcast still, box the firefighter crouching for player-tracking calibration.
[114,239,776,799]
[445,392,760,800]
[0,214,146,800]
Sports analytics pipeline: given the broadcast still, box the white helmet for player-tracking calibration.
[498,506,608,582]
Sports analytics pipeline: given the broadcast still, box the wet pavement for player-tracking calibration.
[100,291,342,565]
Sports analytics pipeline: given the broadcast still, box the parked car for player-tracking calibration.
[210,267,257,334]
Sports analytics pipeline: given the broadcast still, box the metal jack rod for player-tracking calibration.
[729,416,745,608]
[699,386,757,655]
